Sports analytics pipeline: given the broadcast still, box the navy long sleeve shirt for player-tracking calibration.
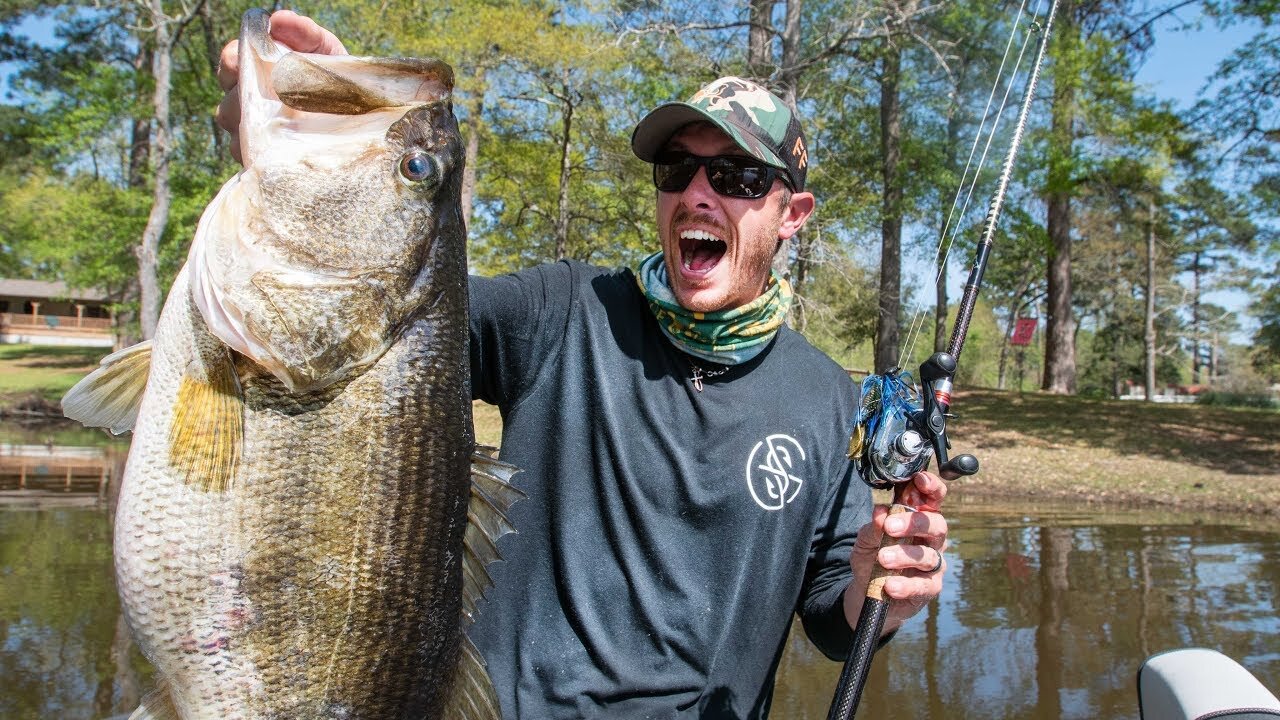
[466,260,869,719]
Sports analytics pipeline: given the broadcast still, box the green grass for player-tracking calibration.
[0,344,106,401]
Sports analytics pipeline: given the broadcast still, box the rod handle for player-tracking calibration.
[826,502,913,720]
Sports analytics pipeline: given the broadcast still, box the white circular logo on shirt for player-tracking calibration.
[746,434,806,511]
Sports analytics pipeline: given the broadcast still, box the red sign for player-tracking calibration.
[1010,318,1038,346]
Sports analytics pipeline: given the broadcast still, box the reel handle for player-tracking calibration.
[938,453,979,481]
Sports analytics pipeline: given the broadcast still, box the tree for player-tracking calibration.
[136,0,206,339]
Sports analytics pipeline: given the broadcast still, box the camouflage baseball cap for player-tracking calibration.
[631,76,809,192]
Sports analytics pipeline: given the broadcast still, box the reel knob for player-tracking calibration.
[893,430,925,461]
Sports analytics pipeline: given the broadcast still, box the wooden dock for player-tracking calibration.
[0,443,118,495]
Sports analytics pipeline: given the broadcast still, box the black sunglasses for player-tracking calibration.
[652,152,791,199]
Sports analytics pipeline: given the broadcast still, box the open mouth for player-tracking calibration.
[679,229,727,275]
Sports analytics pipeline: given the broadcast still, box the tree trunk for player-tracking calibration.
[774,0,804,285]
[460,68,486,232]
[128,45,153,189]
[137,0,203,339]
[553,84,574,261]
[748,0,774,79]
[790,235,811,332]
[1112,309,1121,398]
[1191,250,1202,384]
[874,39,903,373]
[198,0,225,160]
[935,99,964,353]
[1144,200,1156,401]
[1041,1,1077,394]
[1210,330,1219,383]
[997,308,1014,390]
[137,0,176,340]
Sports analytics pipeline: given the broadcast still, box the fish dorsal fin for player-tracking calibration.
[461,448,523,626]
[167,350,243,493]
[445,449,521,720]
[61,340,153,435]
[443,636,502,720]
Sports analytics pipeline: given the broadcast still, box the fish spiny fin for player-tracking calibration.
[61,340,153,435]
[442,635,501,720]
[127,678,181,720]
[168,351,243,493]
[461,450,523,626]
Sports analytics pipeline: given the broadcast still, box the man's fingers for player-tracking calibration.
[268,10,347,55]
[215,80,240,129]
[878,543,944,573]
[217,40,239,91]
[899,471,947,511]
[882,508,948,544]
[883,573,941,606]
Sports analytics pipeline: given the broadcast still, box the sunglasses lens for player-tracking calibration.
[652,154,778,198]
[707,158,772,199]
[654,156,699,192]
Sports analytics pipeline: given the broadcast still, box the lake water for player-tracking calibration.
[2,483,1277,718]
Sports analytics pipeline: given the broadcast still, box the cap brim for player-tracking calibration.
[631,102,786,169]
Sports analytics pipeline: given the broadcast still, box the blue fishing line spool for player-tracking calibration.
[848,370,932,490]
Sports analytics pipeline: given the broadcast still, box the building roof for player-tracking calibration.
[0,278,109,302]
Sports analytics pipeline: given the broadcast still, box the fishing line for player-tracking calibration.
[899,0,1049,371]
[900,2,1043,368]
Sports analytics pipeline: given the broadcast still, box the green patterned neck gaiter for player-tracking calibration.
[635,252,793,366]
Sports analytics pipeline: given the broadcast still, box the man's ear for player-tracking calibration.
[778,192,815,240]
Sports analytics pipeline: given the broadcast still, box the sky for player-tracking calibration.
[1,6,1268,340]
[1130,11,1262,340]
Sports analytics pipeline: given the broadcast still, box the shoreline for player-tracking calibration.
[6,389,1277,521]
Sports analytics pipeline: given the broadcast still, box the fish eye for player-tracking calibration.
[397,150,438,185]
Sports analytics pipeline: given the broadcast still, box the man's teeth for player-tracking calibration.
[680,229,721,241]
[679,229,727,271]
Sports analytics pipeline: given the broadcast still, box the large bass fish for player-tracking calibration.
[63,10,518,719]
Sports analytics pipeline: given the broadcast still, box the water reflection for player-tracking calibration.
[0,508,150,719]
[1,496,1276,719]
[774,499,1280,719]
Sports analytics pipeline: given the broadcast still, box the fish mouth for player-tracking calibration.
[677,228,728,278]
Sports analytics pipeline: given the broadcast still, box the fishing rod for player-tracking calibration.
[825,2,1059,718]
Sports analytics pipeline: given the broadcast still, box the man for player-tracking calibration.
[217,12,949,718]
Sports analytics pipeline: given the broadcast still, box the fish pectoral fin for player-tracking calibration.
[168,351,243,493]
[443,635,501,720]
[461,452,524,626]
[128,679,181,720]
[61,340,153,435]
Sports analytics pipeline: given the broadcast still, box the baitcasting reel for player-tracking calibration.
[847,352,979,489]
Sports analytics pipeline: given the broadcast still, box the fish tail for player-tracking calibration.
[127,678,181,720]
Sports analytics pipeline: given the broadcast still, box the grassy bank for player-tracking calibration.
[6,344,1275,515]
[947,390,1280,515]
[0,344,105,414]
[474,389,1280,516]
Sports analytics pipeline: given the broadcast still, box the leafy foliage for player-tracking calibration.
[0,0,1270,395]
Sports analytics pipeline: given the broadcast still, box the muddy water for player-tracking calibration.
[2,493,1276,719]
[773,498,1280,719]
